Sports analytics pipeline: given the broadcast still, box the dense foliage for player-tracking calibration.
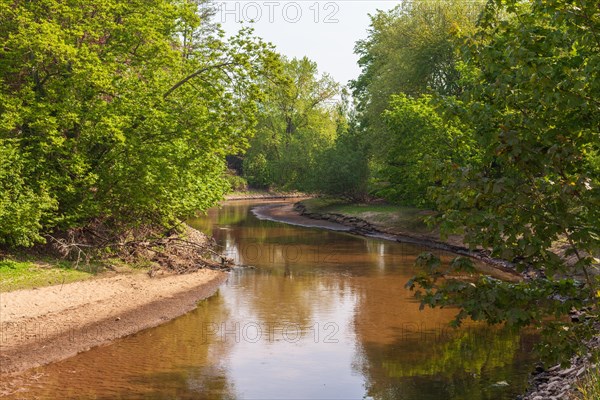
[406,0,600,363]
[311,95,370,201]
[379,94,479,206]
[351,0,485,204]
[242,56,340,191]
[0,0,271,246]
[352,0,482,113]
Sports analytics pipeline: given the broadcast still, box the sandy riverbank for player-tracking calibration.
[0,269,227,375]
[253,202,523,282]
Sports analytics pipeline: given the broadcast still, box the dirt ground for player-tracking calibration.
[251,202,353,231]
[0,269,227,374]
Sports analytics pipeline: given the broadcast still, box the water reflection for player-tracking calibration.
[1,200,536,399]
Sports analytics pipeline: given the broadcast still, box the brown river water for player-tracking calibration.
[3,200,537,399]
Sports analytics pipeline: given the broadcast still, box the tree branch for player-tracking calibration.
[163,61,234,99]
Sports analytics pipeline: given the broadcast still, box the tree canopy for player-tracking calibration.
[407,0,600,363]
[0,0,272,245]
[242,56,340,191]
[350,0,485,204]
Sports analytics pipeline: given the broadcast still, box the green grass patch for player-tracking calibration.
[0,258,99,292]
[299,197,345,212]
[576,366,600,400]
[300,198,435,234]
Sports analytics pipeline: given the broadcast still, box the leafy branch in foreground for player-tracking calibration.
[407,254,598,364]
[408,0,600,365]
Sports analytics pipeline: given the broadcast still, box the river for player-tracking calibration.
[3,199,537,399]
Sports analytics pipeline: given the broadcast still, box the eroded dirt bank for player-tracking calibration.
[254,202,522,282]
[0,269,227,375]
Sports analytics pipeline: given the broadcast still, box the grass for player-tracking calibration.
[0,257,100,292]
[299,198,435,235]
[574,366,600,400]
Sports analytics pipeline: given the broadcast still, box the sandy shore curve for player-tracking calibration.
[0,270,227,374]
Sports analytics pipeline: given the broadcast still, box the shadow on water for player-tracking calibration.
[1,199,537,399]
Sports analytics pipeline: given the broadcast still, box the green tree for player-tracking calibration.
[408,0,600,364]
[312,103,370,201]
[378,94,479,207]
[0,0,271,244]
[243,56,340,190]
[350,0,485,205]
[0,139,56,246]
[352,0,484,139]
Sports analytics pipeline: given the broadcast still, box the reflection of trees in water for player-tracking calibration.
[355,327,536,400]
[215,228,371,273]
[342,233,538,399]
[226,270,352,330]
[350,271,538,400]
[188,202,538,399]
[187,202,254,236]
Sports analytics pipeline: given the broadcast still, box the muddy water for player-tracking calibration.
[3,200,537,399]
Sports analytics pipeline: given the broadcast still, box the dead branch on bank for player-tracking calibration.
[43,221,235,275]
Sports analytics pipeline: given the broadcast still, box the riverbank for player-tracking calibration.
[0,225,231,375]
[0,269,227,375]
[285,198,599,400]
[519,347,599,400]
[275,199,523,282]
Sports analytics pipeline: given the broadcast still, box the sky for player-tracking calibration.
[215,1,401,86]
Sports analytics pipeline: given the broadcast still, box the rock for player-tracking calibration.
[534,365,545,374]
[560,366,576,376]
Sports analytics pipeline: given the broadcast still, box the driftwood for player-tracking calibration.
[43,222,236,275]
[120,235,235,275]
